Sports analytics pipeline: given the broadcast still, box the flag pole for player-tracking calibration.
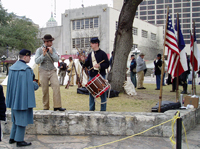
[176,13,180,102]
[191,30,194,95]
[192,21,196,95]
[158,6,169,112]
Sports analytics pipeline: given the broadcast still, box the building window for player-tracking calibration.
[142,30,148,38]
[132,44,138,49]
[149,21,155,25]
[76,20,80,30]
[157,15,164,19]
[183,13,190,18]
[148,11,155,15]
[174,3,181,8]
[157,0,164,4]
[140,11,146,15]
[85,38,90,47]
[76,38,81,48]
[72,39,75,48]
[157,10,164,14]
[157,20,164,24]
[193,13,200,17]
[157,5,164,9]
[72,37,98,49]
[183,2,190,7]
[81,38,84,48]
[151,33,156,40]
[116,21,118,30]
[85,19,89,29]
[94,17,98,28]
[148,0,155,4]
[72,17,98,30]
[140,6,146,11]
[165,0,172,3]
[72,21,76,30]
[133,27,138,35]
[148,5,155,9]
[140,16,147,20]
[81,19,84,29]
[148,16,155,20]
[90,18,93,28]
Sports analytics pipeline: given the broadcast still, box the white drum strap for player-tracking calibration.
[91,51,99,71]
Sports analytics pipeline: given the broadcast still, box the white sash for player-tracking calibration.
[91,51,99,71]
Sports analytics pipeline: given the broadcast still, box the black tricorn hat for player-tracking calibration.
[42,34,54,41]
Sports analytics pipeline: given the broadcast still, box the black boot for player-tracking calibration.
[9,139,16,144]
[181,83,187,94]
[54,107,66,111]
[17,141,32,147]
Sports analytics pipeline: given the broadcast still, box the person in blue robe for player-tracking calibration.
[6,49,39,147]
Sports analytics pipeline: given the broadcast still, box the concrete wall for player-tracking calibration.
[2,108,199,137]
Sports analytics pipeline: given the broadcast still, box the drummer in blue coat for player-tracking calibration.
[6,49,39,147]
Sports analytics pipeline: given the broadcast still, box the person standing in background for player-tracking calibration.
[136,53,146,89]
[67,57,75,86]
[154,54,162,90]
[59,57,67,85]
[130,54,137,88]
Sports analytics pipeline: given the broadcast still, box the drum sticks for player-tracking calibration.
[88,60,105,71]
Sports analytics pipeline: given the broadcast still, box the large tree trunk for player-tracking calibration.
[109,0,143,92]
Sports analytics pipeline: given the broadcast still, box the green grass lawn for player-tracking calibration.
[3,84,200,112]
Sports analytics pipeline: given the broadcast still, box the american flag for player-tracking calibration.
[190,28,199,71]
[165,13,181,79]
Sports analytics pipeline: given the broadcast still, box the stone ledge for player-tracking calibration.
[2,108,200,137]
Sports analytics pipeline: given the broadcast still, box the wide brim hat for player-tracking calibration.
[139,53,145,56]
[42,34,54,41]
[61,57,65,60]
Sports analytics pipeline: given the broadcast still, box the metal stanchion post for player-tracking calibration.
[176,115,182,149]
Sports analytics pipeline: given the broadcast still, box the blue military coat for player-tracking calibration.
[6,60,39,126]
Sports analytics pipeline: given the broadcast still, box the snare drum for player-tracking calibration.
[85,74,110,98]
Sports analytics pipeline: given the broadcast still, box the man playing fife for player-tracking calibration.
[35,34,66,111]
[81,37,109,111]
[6,49,39,147]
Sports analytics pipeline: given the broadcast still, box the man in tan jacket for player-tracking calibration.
[67,57,75,86]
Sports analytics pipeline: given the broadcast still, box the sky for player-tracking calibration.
[1,0,113,28]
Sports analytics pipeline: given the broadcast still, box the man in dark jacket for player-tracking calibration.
[180,54,190,94]
[130,54,137,88]
[154,54,162,90]
[59,57,67,85]
[0,85,6,141]
[81,37,109,111]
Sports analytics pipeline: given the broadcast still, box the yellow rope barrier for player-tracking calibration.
[84,111,189,149]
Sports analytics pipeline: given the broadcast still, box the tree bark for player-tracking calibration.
[109,0,143,92]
